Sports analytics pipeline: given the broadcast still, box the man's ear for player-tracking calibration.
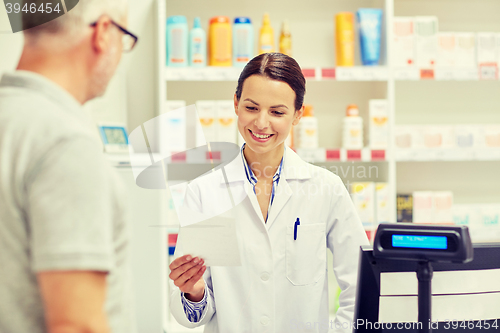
[292,105,304,126]
[234,94,239,116]
[91,16,113,53]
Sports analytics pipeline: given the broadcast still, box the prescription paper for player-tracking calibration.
[177,213,241,267]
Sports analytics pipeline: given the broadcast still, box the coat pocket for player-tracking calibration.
[285,223,326,286]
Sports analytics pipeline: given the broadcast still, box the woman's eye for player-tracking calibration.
[246,106,257,111]
[272,110,284,116]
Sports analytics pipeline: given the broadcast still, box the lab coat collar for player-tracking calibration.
[220,145,311,184]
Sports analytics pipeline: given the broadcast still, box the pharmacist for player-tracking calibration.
[168,53,369,333]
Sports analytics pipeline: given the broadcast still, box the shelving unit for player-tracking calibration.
[154,0,500,331]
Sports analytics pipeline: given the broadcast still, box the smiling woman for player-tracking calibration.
[168,53,369,333]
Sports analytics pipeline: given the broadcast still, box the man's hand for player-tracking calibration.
[169,255,206,302]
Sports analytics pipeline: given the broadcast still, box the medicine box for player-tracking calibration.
[369,99,389,149]
[437,32,456,67]
[414,16,438,67]
[350,182,375,230]
[455,33,476,67]
[393,17,415,67]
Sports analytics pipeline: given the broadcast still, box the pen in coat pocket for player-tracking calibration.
[294,218,300,240]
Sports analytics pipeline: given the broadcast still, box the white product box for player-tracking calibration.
[160,100,187,156]
[437,33,456,67]
[412,191,434,223]
[393,17,416,67]
[369,99,389,149]
[433,191,453,223]
[497,33,500,67]
[483,125,500,148]
[350,182,375,229]
[452,204,482,240]
[195,100,217,146]
[394,125,415,149]
[216,100,237,144]
[455,33,476,67]
[476,33,498,66]
[475,204,500,242]
[375,183,391,224]
[454,125,476,148]
[422,125,455,149]
[414,16,438,67]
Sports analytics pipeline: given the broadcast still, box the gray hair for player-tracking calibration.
[23,0,128,45]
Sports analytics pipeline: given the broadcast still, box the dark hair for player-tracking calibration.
[235,53,306,111]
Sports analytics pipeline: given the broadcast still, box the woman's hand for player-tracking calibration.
[169,255,206,302]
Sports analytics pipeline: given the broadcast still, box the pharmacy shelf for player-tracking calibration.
[165,66,390,82]
[296,148,387,163]
[394,148,500,162]
[165,66,500,82]
[393,67,499,81]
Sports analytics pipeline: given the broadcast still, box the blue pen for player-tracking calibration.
[294,218,300,240]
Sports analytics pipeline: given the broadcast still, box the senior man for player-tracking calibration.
[0,1,138,332]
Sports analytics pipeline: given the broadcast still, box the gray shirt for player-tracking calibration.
[0,71,134,333]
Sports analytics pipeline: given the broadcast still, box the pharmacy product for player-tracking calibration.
[393,17,415,67]
[233,17,253,67]
[476,33,497,66]
[433,191,453,223]
[216,100,237,144]
[412,191,434,223]
[166,15,188,67]
[368,99,388,149]
[335,12,355,66]
[414,16,438,67]
[397,194,413,222]
[294,105,318,149]
[484,125,500,148]
[476,204,500,242]
[160,100,187,155]
[279,20,292,56]
[259,13,275,54]
[423,125,455,149]
[209,16,232,66]
[455,33,476,67]
[350,182,375,229]
[342,104,363,149]
[189,17,206,67]
[437,32,456,67]
[195,100,217,145]
[375,183,391,224]
[357,8,383,66]
[394,125,414,149]
[454,125,474,148]
[497,34,500,66]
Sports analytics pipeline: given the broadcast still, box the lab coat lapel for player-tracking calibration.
[244,180,266,226]
[265,178,292,229]
[266,147,311,228]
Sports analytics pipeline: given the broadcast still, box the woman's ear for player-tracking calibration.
[234,94,239,116]
[292,105,304,126]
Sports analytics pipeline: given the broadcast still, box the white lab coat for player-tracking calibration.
[170,146,369,333]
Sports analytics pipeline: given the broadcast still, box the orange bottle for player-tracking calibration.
[209,16,232,66]
[335,12,355,66]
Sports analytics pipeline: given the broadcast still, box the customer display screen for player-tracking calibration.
[392,235,448,250]
[103,127,128,145]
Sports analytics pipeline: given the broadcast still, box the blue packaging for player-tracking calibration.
[233,17,253,67]
[357,9,383,66]
[166,15,188,67]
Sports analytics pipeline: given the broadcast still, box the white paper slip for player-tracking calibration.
[177,214,241,267]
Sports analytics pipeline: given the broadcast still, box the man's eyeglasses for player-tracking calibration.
[90,19,138,52]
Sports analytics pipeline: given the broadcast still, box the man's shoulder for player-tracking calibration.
[0,86,95,143]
